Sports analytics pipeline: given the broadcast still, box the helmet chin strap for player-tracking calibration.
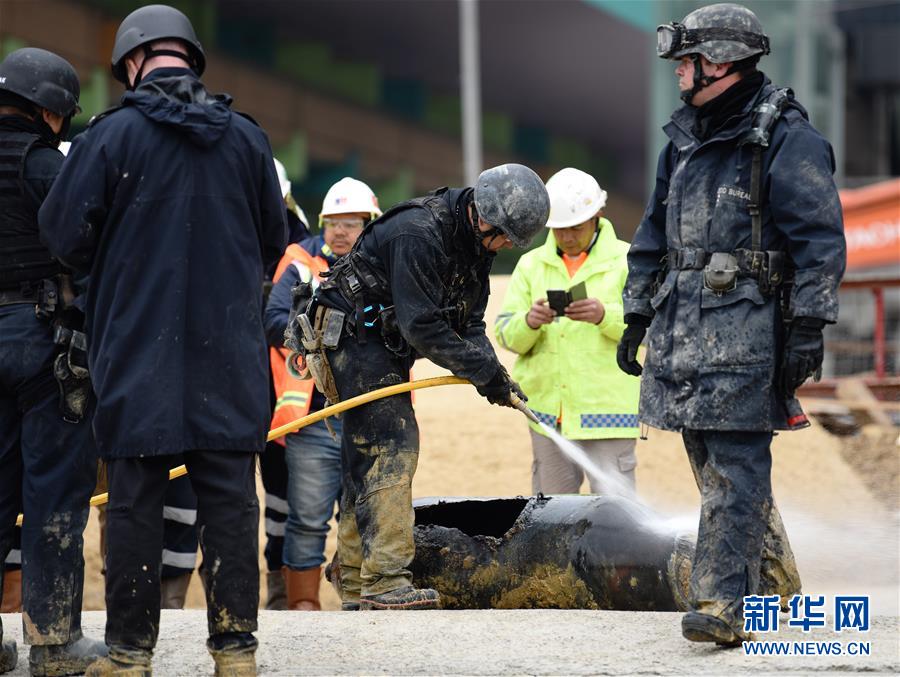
[468,202,504,249]
[680,54,737,105]
[129,45,194,90]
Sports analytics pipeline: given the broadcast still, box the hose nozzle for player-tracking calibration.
[510,391,541,425]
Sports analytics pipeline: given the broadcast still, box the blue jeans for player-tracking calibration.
[283,418,343,571]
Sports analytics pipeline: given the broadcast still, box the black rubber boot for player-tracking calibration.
[341,601,360,611]
[681,611,750,647]
[30,631,108,677]
[84,646,152,677]
[359,586,441,610]
[0,639,16,675]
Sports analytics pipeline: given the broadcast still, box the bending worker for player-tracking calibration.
[265,177,382,610]
[294,164,550,610]
[617,3,844,646]
[0,48,106,676]
[496,168,639,495]
[39,4,286,674]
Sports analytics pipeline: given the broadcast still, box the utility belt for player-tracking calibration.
[0,278,59,312]
[0,285,40,307]
[667,247,789,296]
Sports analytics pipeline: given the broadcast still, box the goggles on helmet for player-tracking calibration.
[656,22,770,59]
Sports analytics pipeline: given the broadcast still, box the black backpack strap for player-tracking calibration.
[740,88,793,280]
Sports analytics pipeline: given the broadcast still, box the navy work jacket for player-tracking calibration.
[39,68,287,458]
[623,77,845,432]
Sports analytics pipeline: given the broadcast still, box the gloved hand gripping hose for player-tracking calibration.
[16,375,536,525]
[510,391,541,425]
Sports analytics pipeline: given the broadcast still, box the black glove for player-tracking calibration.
[779,317,825,397]
[616,314,651,377]
[476,366,526,407]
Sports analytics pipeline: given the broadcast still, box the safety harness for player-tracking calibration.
[318,187,478,345]
[667,86,794,296]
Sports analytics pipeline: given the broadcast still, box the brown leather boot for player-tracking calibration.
[283,566,321,611]
[0,569,21,613]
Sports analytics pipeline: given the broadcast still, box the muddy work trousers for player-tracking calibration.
[0,303,98,646]
[104,450,259,650]
[329,334,418,601]
[682,429,801,628]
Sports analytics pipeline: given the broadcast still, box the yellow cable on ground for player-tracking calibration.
[14,376,470,526]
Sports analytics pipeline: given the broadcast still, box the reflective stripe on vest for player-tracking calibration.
[269,244,330,444]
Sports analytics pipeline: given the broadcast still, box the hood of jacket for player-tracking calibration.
[121,68,232,148]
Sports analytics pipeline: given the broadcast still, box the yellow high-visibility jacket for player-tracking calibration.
[494,219,640,440]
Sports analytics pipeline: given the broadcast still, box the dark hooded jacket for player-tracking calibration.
[316,187,502,387]
[39,68,287,458]
[623,75,845,432]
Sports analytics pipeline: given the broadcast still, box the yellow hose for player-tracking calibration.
[14,376,470,527]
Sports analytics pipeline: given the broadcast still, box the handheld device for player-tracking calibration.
[546,281,587,315]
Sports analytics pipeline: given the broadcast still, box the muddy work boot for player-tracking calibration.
[30,631,108,677]
[0,639,16,674]
[360,586,441,610]
[84,646,152,677]
[207,633,257,677]
[681,611,750,647]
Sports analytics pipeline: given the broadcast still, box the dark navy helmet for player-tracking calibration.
[111,4,205,84]
[0,47,80,117]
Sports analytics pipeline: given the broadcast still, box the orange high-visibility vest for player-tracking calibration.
[269,244,330,444]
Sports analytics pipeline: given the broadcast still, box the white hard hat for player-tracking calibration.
[58,141,71,156]
[273,157,291,199]
[544,167,608,229]
[320,177,382,220]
